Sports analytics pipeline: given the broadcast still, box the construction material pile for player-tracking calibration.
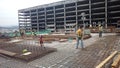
[0,41,57,62]
[41,34,91,42]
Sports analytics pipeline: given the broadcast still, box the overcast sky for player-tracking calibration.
[0,0,62,27]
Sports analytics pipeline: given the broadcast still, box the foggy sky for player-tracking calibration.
[0,0,62,27]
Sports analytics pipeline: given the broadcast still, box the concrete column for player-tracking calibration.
[30,10,32,30]
[64,4,66,32]
[29,10,32,31]
[89,0,92,28]
[28,11,31,32]
[24,12,26,32]
[44,8,47,30]
[105,0,108,28]
[53,6,56,32]
[37,9,39,32]
[75,2,78,31]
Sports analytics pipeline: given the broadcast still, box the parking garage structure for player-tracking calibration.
[18,0,120,32]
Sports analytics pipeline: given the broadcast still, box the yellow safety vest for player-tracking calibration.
[76,29,82,37]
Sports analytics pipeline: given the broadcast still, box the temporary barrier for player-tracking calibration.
[3,30,51,37]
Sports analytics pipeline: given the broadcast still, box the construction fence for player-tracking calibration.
[5,30,51,37]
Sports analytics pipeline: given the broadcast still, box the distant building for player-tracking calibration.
[18,0,120,32]
[0,29,13,33]
[0,27,18,33]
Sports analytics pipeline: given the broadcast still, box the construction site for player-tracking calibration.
[0,0,120,68]
[0,30,120,68]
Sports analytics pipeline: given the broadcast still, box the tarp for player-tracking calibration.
[6,30,51,37]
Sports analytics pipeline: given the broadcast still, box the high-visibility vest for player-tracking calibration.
[99,26,103,31]
[76,29,82,37]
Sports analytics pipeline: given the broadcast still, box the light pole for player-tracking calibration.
[81,12,86,29]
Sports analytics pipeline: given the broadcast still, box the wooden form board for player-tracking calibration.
[112,54,120,68]
[96,51,118,68]
[0,49,16,56]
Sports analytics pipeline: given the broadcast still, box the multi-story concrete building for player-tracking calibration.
[18,0,120,32]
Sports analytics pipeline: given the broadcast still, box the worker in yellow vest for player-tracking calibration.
[98,25,103,37]
[76,26,84,49]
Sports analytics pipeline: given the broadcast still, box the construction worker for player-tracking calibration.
[76,26,84,49]
[31,29,37,39]
[31,30,34,38]
[98,25,103,37]
[39,35,45,49]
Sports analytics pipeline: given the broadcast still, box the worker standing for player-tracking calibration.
[98,25,103,37]
[39,35,45,49]
[76,26,84,49]
[31,29,37,39]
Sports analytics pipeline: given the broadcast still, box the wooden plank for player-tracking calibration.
[22,52,32,56]
[112,54,120,68]
[59,39,68,42]
[0,49,16,56]
[96,51,118,68]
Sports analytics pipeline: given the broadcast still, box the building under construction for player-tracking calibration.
[18,0,120,32]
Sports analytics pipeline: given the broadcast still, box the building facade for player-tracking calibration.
[18,0,120,32]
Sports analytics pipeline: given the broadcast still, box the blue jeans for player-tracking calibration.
[76,37,84,49]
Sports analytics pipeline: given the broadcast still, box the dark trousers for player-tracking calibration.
[99,31,102,37]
